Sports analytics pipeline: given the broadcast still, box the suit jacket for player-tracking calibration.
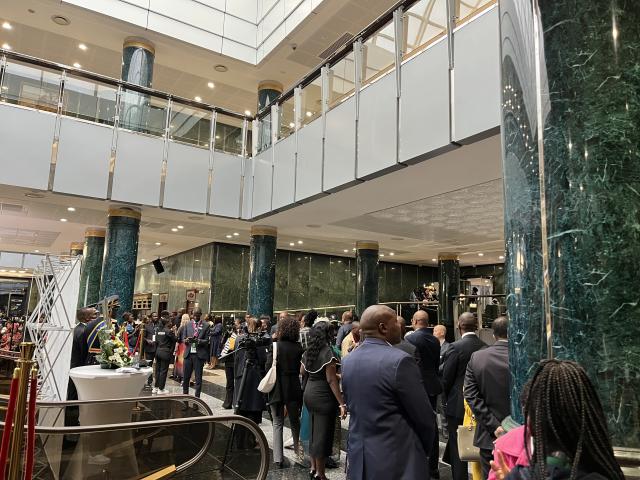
[464,340,510,449]
[179,320,210,361]
[342,337,436,480]
[70,323,87,369]
[394,339,421,365]
[438,340,452,376]
[144,320,161,353]
[442,333,486,420]
[406,329,443,397]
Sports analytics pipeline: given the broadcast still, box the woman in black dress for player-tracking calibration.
[302,321,347,480]
[267,315,304,468]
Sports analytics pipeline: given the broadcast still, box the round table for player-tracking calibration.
[64,365,152,479]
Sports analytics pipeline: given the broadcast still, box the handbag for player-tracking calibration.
[257,342,277,393]
[457,424,482,462]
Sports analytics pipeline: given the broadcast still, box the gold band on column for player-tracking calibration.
[70,242,84,251]
[108,207,141,220]
[250,225,277,237]
[85,227,106,238]
[123,37,155,55]
[257,80,283,93]
[356,241,379,251]
[438,253,459,261]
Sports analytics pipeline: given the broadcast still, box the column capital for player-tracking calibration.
[356,241,379,251]
[108,207,141,220]
[123,36,155,55]
[257,80,283,93]
[70,242,84,251]
[85,227,106,238]
[438,252,459,261]
[250,225,277,237]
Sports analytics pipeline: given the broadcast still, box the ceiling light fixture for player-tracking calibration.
[1,43,11,50]
[2,22,12,30]
[67,207,75,212]
[306,111,312,117]
[177,225,184,229]
[297,240,303,244]
[155,242,161,246]
[194,96,202,102]
[60,218,67,222]
[389,252,395,256]
[34,250,39,253]
[289,242,295,246]
[24,192,44,198]
[72,62,81,68]
[207,81,215,89]
[233,232,239,236]
[478,253,484,257]
[78,43,87,51]
[9,270,16,273]
[51,15,71,26]
[352,248,356,251]
[431,258,437,262]
[244,110,251,116]
[194,259,199,262]
[499,255,505,260]
[0,270,6,273]
[343,249,349,253]
[171,228,178,232]
[289,122,295,128]
[214,64,228,72]
[141,259,146,262]
[379,253,385,257]
[226,234,232,239]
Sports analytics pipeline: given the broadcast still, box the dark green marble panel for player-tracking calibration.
[101,214,140,321]
[287,254,311,309]
[212,244,249,311]
[310,255,330,307]
[247,234,277,318]
[78,235,105,308]
[438,258,460,342]
[356,249,379,316]
[274,251,290,311]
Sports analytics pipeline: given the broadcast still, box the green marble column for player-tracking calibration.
[120,37,155,132]
[100,208,140,322]
[247,225,277,318]
[69,242,84,257]
[257,80,282,151]
[356,241,379,317]
[500,0,640,446]
[77,228,105,308]
[438,253,460,342]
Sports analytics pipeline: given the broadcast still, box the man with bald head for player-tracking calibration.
[406,310,442,477]
[442,312,486,480]
[342,305,436,479]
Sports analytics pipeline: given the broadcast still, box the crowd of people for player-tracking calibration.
[69,303,625,480]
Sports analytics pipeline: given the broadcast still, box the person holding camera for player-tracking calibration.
[179,308,210,405]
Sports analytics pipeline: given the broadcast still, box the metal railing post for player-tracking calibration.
[206,110,217,214]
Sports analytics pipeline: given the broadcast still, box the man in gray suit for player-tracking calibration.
[464,316,510,478]
[342,305,436,479]
[179,308,210,405]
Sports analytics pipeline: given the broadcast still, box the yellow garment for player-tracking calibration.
[463,400,483,480]
[341,332,357,358]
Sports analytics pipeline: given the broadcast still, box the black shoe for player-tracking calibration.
[222,403,232,409]
[325,457,338,469]
[308,470,316,479]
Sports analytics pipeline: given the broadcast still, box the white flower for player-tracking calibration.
[115,348,123,354]
[108,355,115,361]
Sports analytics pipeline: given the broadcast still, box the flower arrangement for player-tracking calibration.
[95,328,133,369]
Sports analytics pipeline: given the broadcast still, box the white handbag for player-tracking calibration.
[258,342,277,393]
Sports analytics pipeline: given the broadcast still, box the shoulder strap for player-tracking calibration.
[272,342,278,366]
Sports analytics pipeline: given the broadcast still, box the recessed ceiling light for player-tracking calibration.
[379,253,385,257]
[244,110,251,116]
[155,242,161,246]
[499,255,505,260]
[389,252,394,256]
[215,135,220,139]
[34,250,39,253]
[297,240,303,244]
[141,259,146,262]
[233,232,239,236]
[306,111,312,117]
[194,259,199,262]
[51,15,71,26]
[207,81,215,89]
[226,234,233,239]
[194,96,202,102]
[343,249,349,253]
[2,43,11,50]
[352,248,356,251]
[478,253,484,257]
[9,270,16,273]
[289,122,295,128]
[72,62,81,68]
[2,22,12,30]
[60,218,67,222]
[171,228,178,232]
[177,225,184,229]
[431,258,437,262]
[67,207,75,212]
[289,242,295,246]
[78,43,87,51]
[214,64,228,72]
[0,270,6,273]
[19,270,27,274]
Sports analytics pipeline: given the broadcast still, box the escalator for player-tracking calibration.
[2,395,269,479]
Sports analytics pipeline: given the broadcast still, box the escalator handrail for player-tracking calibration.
[0,414,270,479]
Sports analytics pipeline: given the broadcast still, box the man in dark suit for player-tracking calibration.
[144,312,160,388]
[342,305,436,480]
[433,324,451,375]
[179,308,210,405]
[442,312,487,480]
[393,316,420,364]
[407,309,443,478]
[464,316,510,478]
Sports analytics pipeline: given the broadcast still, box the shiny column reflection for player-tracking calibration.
[247,226,277,319]
[355,241,379,317]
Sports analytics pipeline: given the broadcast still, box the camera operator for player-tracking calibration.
[179,308,210,407]
[233,317,270,444]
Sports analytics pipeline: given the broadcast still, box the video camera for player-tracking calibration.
[236,331,271,350]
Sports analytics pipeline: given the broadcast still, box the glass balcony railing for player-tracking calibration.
[0,52,249,158]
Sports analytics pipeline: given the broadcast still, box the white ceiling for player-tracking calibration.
[0,0,399,113]
[0,134,506,274]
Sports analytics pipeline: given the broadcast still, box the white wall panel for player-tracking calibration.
[149,0,225,34]
[222,40,256,64]
[272,135,296,210]
[357,74,397,178]
[295,119,323,201]
[210,152,243,218]
[226,1,257,22]
[223,15,257,46]
[147,13,223,52]
[163,142,209,213]
[241,157,254,219]
[111,131,164,206]
[63,0,148,27]
[400,39,450,162]
[252,150,274,217]
[0,106,55,190]
[453,7,500,142]
[54,118,112,198]
[323,98,356,191]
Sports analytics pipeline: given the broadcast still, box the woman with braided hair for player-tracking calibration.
[492,359,624,480]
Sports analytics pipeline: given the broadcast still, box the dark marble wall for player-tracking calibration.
[247,232,277,318]
[460,263,505,294]
[500,0,639,445]
[438,257,460,342]
[78,231,105,308]
[356,247,379,317]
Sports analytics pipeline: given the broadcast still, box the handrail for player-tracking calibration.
[0,49,247,120]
